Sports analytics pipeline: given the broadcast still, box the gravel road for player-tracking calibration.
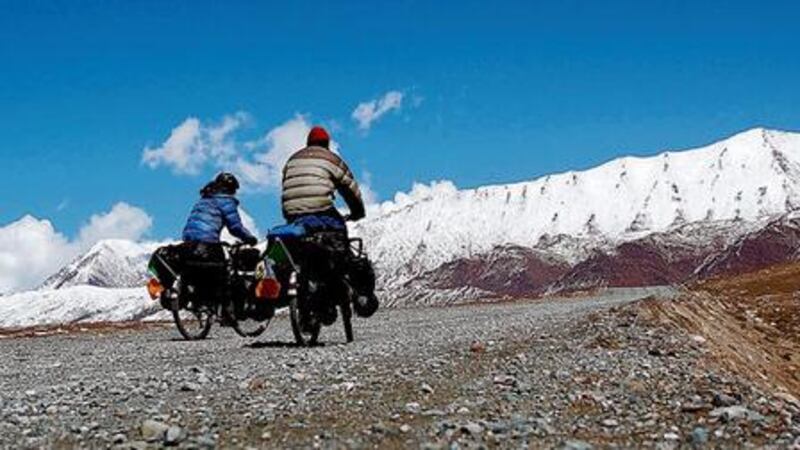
[1,289,798,449]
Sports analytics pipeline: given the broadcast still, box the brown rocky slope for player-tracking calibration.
[636,261,800,397]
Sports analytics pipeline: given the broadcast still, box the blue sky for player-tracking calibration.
[2,0,800,240]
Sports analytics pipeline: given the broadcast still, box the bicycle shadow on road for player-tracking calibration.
[244,340,328,349]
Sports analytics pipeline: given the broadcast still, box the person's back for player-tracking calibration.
[281,126,365,230]
[182,173,258,245]
[182,195,255,244]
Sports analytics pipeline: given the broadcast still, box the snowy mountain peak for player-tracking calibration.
[41,239,161,290]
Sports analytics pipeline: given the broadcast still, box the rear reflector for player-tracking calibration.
[147,278,164,300]
[255,278,281,300]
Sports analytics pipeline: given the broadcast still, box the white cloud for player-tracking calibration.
[235,115,312,189]
[141,112,248,174]
[370,180,458,216]
[143,89,411,184]
[0,203,153,294]
[0,216,72,294]
[141,118,203,174]
[143,111,365,193]
[143,113,322,191]
[77,202,153,245]
[352,91,404,131]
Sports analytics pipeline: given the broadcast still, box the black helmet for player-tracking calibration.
[214,172,240,194]
[200,172,240,197]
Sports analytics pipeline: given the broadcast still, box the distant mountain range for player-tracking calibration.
[3,127,800,327]
[352,127,800,305]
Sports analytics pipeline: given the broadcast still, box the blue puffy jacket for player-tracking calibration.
[182,194,256,243]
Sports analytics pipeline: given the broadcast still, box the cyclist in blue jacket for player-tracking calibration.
[183,172,257,245]
[180,172,257,322]
[182,172,257,261]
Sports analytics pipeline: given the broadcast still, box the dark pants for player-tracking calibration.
[183,241,225,264]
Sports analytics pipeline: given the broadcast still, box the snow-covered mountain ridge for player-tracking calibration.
[0,286,163,329]
[353,128,800,295]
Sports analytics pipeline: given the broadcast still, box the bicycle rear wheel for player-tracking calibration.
[290,293,320,346]
[232,315,269,338]
[173,304,213,340]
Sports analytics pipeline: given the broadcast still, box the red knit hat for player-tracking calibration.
[307,126,331,148]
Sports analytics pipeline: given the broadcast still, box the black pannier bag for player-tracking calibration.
[298,231,350,272]
[148,243,228,311]
[348,255,376,294]
[148,242,227,287]
[148,244,185,290]
[348,254,379,318]
[233,247,262,272]
[345,238,378,318]
[289,230,379,318]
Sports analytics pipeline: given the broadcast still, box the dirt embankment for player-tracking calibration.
[635,262,800,397]
[0,321,170,339]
